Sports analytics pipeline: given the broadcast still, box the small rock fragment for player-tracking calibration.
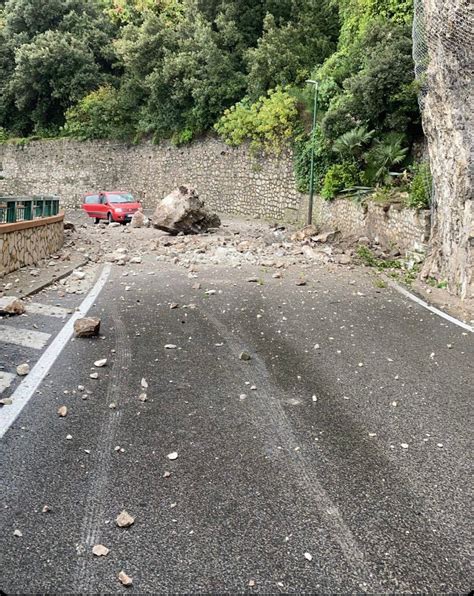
[141,378,148,389]
[92,544,110,557]
[400,443,409,449]
[57,405,68,417]
[74,317,101,338]
[90,372,99,379]
[13,529,23,537]
[116,511,135,528]
[94,359,107,368]
[16,363,30,376]
[163,471,171,478]
[304,552,313,561]
[165,344,177,350]
[167,452,178,460]
[0,296,26,316]
[118,571,133,587]
[239,351,251,361]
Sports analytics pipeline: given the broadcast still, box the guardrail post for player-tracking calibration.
[6,201,16,223]
[24,199,33,220]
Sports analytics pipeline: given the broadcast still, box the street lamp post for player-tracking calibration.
[306,79,319,226]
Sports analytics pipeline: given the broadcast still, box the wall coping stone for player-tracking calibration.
[0,212,64,234]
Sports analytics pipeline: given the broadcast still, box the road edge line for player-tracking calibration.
[0,264,112,440]
[385,277,473,333]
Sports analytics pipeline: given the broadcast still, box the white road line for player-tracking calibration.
[0,325,51,349]
[0,264,111,440]
[386,279,474,333]
[26,302,72,318]
[0,372,16,394]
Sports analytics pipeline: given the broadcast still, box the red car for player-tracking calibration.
[82,191,142,224]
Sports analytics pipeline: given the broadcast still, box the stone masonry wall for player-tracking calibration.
[0,138,302,222]
[0,218,64,276]
[1,138,429,257]
[312,197,431,254]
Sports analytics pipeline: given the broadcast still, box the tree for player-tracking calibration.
[246,0,339,99]
[9,31,101,133]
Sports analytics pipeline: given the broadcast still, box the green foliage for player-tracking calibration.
[0,126,8,142]
[245,1,339,99]
[0,0,117,136]
[293,125,335,193]
[321,162,360,200]
[407,162,432,209]
[64,85,135,140]
[356,245,402,269]
[320,20,420,143]
[333,125,374,160]
[363,133,408,184]
[215,87,299,154]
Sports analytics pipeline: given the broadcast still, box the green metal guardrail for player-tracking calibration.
[0,196,60,224]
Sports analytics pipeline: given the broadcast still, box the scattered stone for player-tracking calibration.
[42,505,51,513]
[57,405,68,417]
[304,552,313,562]
[163,471,171,478]
[66,434,73,440]
[291,225,318,242]
[90,372,99,379]
[109,222,121,228]
[165,344,177,350]
[13,529,23,537]
[16,363,30,376]
[152,185,221,235]
[94,359,107,368]
[72,270,86,280]
[131,210,146,228]
[141,378,148,389]
[74,317,101,338]
[167,452,178,460]
[400,443,409,449]
[139,393,147,402]
[118,571,133,587]
[169,303,179,309]
[312,230,341,244]
[248,580,256,588]
[0,398,13,406]
[130,256,142,264]
[295,280,306,286]
[0,296,26,316]
[239,351,251,361]
[92,544,110,557]
[247,277,259,283]
[116,511,135,528]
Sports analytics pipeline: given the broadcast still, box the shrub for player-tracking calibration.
[63,86,135,140]
[293,125,336,193]
[363,133,409,184]
[407,162,432,209]
[321,162,360,200]
[0,127,8,142]
[215,87,299,154]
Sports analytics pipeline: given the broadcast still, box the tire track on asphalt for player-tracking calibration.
[74,307,131,592]
[202,309,383,593]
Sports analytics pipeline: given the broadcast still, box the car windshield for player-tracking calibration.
[107,193,135,204]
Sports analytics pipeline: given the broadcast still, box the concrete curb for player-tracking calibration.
[20,259,90,298]
[383,275,473,332]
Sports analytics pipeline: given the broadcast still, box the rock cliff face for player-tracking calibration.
[421,0,473,300]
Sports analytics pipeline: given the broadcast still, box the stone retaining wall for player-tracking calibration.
[0,214,64,276]
[312,197,431,254]
[0,138,301,222]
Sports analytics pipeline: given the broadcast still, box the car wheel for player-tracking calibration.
[107,212,113,224]
[94,218,100,224]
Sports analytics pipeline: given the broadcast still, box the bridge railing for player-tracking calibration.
[0,196,60,224]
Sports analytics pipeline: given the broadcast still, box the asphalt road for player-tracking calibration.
[1,259,472,594]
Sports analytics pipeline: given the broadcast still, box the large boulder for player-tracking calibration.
[152,186,221,235]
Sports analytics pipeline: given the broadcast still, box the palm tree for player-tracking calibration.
[333,126,375,160]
